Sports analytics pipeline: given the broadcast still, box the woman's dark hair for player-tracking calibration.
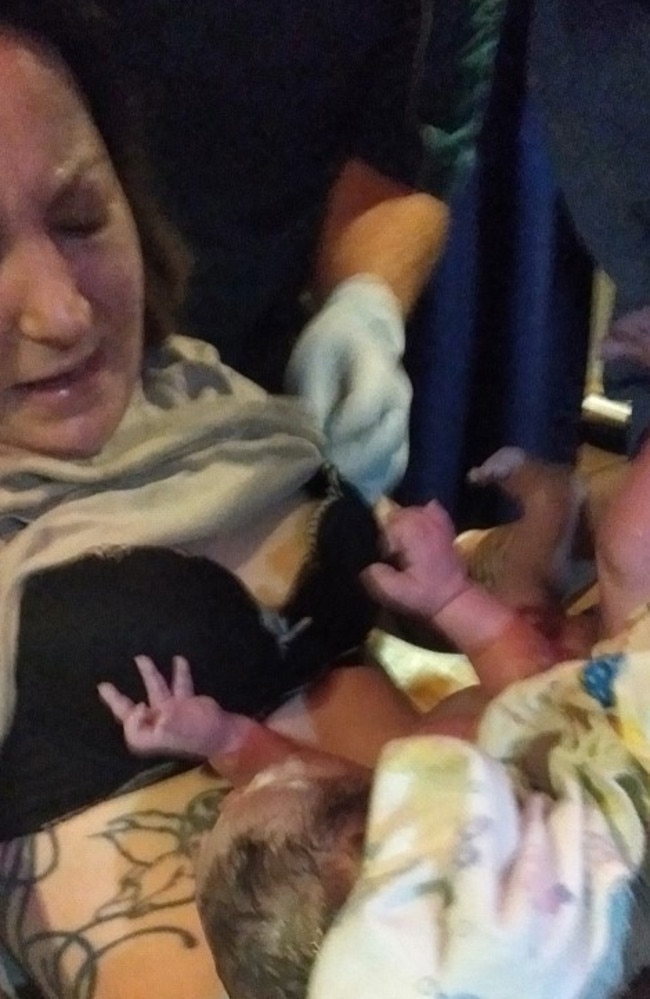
[0,0,191,345]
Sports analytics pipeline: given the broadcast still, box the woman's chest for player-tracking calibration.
[183,493,322,608]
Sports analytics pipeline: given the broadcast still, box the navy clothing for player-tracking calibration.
[109,0,427,387]
[529,0,650,453]
[0,474,379,840]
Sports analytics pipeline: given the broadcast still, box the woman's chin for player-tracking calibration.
[0,402,130,461]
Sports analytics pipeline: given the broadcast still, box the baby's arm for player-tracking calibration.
[596,314,650,634]
[99,655,327,787]
[362,502,558,696]
[596,432,650,637]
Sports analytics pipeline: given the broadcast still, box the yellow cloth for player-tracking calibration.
[368,628,478,710]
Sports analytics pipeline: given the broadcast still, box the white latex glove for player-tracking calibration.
[285,276,412,501]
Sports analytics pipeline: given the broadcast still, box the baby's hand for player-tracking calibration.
[362,501,470,621]
[601,305,650,369]
[98,655,232,759]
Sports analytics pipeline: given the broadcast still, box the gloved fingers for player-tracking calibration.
[331,414,409,501]
[330,409,408,478]
[290,347,411,449]
[285,278,406,431]
[327,360,412,441]
[358,444,409,502]
[287,324,390,426]
[285,337,347,427]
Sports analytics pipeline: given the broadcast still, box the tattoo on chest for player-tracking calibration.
[0,787,227,999]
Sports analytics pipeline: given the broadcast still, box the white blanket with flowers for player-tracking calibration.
[310,609,650,999]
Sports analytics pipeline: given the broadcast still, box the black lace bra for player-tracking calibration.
[0,472,379,840]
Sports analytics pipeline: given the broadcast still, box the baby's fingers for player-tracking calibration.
[123,703,164,754]
[361,561,405,607]
[171,656,194,698]
[134,655,172,707]
[97,681,136,722]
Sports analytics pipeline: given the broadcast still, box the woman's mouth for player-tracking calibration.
[16,348,104,399]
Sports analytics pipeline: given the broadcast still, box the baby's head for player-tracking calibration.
[195,758,371,999]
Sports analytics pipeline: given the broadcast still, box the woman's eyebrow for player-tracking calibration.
[49,153,110,203]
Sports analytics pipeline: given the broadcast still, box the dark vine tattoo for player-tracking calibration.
[0,786,228,999]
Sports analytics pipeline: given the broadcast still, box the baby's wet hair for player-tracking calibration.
[197,773,371,999]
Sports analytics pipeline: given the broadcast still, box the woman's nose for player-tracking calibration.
[0,237,92,347]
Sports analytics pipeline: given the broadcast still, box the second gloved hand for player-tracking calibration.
[284,276,412,501]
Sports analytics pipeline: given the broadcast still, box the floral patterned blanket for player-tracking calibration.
[309,609,650,999]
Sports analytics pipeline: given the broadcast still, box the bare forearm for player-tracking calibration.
[314,158,449,314]
[597,440,650,636]
[431,584,556,694]
[205,704,377,786]
[205,715,310,787]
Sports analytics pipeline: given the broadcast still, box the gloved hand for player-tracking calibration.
[284,276,412,501]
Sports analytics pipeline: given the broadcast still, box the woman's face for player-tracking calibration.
[0,32,145,459]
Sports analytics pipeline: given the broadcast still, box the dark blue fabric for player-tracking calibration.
[529,0,650,318]
[401,172,480,514]
[401,0,593,526]
[530,0,650,457]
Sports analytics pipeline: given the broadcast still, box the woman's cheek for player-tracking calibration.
[72,229,146,350]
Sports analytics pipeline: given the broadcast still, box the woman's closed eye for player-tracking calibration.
[47,164,114,239]
[50,198,110,238]
[53,210,109,237]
